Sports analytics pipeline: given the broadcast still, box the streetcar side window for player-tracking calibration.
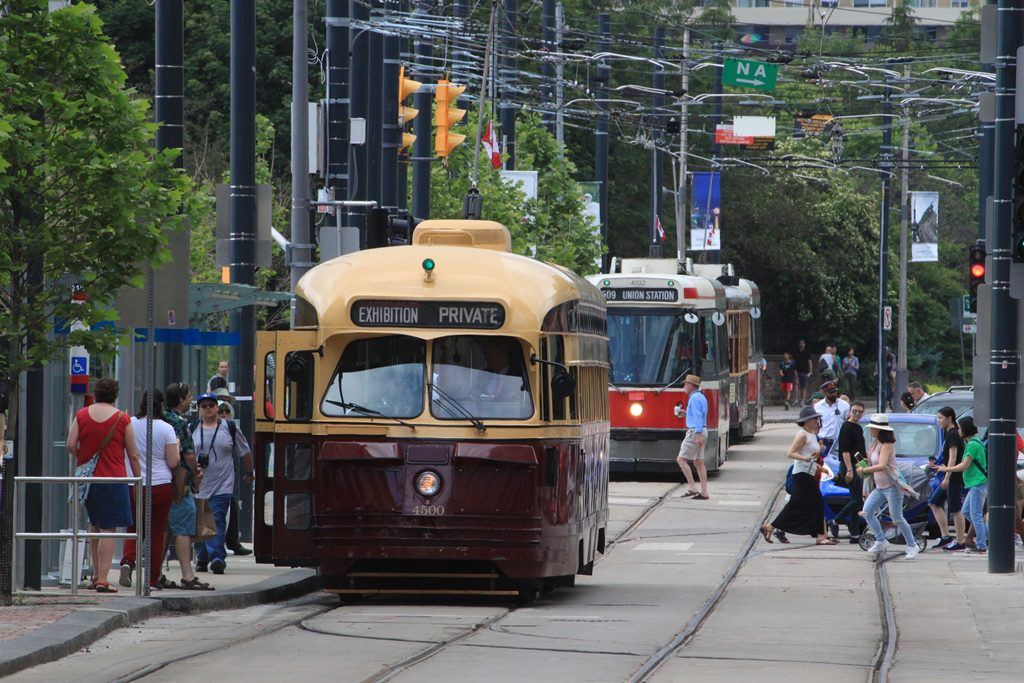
[431,336,533,420]
[540,338,551,420]
[550,336,566,420]
[284,351,314,421]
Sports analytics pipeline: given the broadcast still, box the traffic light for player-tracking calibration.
[969,241,986,311]
[435,78,466,158]
[399,66,421,153]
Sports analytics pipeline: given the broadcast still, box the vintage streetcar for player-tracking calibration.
[254,220,610,599]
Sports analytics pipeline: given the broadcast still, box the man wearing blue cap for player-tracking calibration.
[191,392,254,574]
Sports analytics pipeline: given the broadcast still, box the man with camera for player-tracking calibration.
[675,375,710,500]
[191,392,254,574]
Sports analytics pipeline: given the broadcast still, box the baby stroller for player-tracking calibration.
[857,460,932,552]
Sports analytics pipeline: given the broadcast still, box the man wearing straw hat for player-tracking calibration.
[675,374,710,500]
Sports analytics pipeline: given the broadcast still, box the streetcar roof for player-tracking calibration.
[295,244,605,335]
[736,278,761,305]
[587,272,724,308]
[725,285,752,310]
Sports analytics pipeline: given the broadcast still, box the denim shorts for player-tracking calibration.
[928,479,963,514]
[167,493,197,537]
[84,483,134,529]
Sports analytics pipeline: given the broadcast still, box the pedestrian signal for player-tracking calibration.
[435,78,467,158]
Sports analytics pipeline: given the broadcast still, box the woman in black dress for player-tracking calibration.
[761,406,836,545]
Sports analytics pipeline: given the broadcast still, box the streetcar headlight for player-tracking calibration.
[629,402,644,417]
[416,470,442,497]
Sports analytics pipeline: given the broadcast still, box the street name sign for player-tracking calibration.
[723,58,778,92]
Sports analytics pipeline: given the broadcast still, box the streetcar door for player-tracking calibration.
[254,332,277,563]
[271,330,320,566]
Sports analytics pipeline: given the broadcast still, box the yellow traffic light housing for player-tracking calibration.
[435,78,467,158]
[399,67,422,151]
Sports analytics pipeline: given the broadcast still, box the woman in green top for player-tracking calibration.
[933,416,987,553]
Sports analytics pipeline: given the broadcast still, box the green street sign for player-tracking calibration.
[723,58,778,92]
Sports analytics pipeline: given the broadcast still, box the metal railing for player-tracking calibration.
[13,475,144,596]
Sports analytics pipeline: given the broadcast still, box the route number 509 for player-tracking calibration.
[413,505,445,516]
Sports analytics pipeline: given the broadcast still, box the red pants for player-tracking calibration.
[122,483,174,587]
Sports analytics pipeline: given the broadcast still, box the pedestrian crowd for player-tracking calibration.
[64,362,255,593]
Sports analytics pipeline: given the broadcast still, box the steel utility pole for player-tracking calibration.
[541,0,555,133]
[987,0,1021,574]
[555,2,564,149]
[348,0,370,248]
[876,79,894,412]
[674,28,689,263]
[500,0,517,169]
[326,0,354,258]
[896,64,910,408]
[707,41,723,265]
[229,0,257,455]
[411,0,433,220]
[595,14,610,271]
[381,3,401,208]
[366,9,384,216]
[649,27,664,258]
[290,0,311,320]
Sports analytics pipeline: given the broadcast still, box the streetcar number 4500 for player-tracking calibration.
[413,505,445,516]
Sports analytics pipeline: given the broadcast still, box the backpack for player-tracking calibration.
[784,464,794,494]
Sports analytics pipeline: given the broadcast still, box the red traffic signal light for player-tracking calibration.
[970,262,985,279]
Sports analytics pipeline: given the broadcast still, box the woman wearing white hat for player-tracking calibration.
[760,406,836,545]
[856,414,920,559]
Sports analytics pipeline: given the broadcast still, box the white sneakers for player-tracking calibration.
[905,544,920,560]
[867,539,890,554]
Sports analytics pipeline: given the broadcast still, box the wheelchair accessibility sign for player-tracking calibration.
[71,356,89,376]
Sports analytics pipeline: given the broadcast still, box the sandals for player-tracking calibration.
[681,490,700,498]
[773,530,791,544]
[95,581,118,593]
[179,577,215,591]
[816,538,839,545]
[760,525,774,543]
[156,575,179,590]
[693,494,710,500]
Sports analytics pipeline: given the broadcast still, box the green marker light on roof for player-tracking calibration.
[422,258,435,272]
[602,279,611,287]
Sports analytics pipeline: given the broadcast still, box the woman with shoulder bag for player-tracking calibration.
[65,378,139,593]
[858,414,921,559]
[761,406,836,546]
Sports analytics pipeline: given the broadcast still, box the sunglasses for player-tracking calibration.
[199,402,218,409]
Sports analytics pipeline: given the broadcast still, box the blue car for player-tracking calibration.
[819,413,943,513]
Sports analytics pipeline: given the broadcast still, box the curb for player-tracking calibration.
[158,568,320,613]
[0,568,320,677]
[0,598,160,678]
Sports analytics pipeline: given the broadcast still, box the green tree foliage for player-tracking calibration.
[428,112,603,275]
[882,0,922,52]
[0,1,190,380]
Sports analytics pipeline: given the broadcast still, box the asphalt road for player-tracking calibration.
[8,426,893,683]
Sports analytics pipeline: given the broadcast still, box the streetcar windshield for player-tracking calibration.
[430,335,533,420]
[321,335,426,418]
[607,311,699,386]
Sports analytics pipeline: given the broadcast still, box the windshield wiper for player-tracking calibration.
[324,399,417,431]
[654,367,692,394]
[429,383,486,432]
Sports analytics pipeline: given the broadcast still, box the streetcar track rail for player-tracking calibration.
[626,483,784,682]
[871,552,899,683]
[357,482,684,682]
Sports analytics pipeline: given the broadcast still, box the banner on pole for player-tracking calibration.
[910,191,939,262]
[690,172,721,251]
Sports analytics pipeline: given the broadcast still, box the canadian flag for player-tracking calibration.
[483,121,502,169]
[655,214,666,241]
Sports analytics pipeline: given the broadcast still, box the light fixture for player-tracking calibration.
[629,402,643,417]
[416,470,442,497]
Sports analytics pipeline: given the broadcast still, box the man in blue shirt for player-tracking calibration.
[675,374,710,500]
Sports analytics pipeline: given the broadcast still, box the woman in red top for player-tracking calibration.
[65,378,140,593]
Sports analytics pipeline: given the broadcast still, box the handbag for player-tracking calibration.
[194,497,218,540]
[70,412,123,504]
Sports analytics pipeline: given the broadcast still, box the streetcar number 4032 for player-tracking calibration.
[413,505,445,516]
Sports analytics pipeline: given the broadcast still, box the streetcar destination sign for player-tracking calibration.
[722,58,777,92]
[351,300,505,329]
[601,287,679,303]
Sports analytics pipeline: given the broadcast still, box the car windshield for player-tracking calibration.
[321,335,425,418]
[607,310,700,385]
[862,422,939,459]
[431,335,532,420]
[911,393,973,416]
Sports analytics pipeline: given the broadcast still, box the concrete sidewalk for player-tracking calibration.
[0,553,319,677]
